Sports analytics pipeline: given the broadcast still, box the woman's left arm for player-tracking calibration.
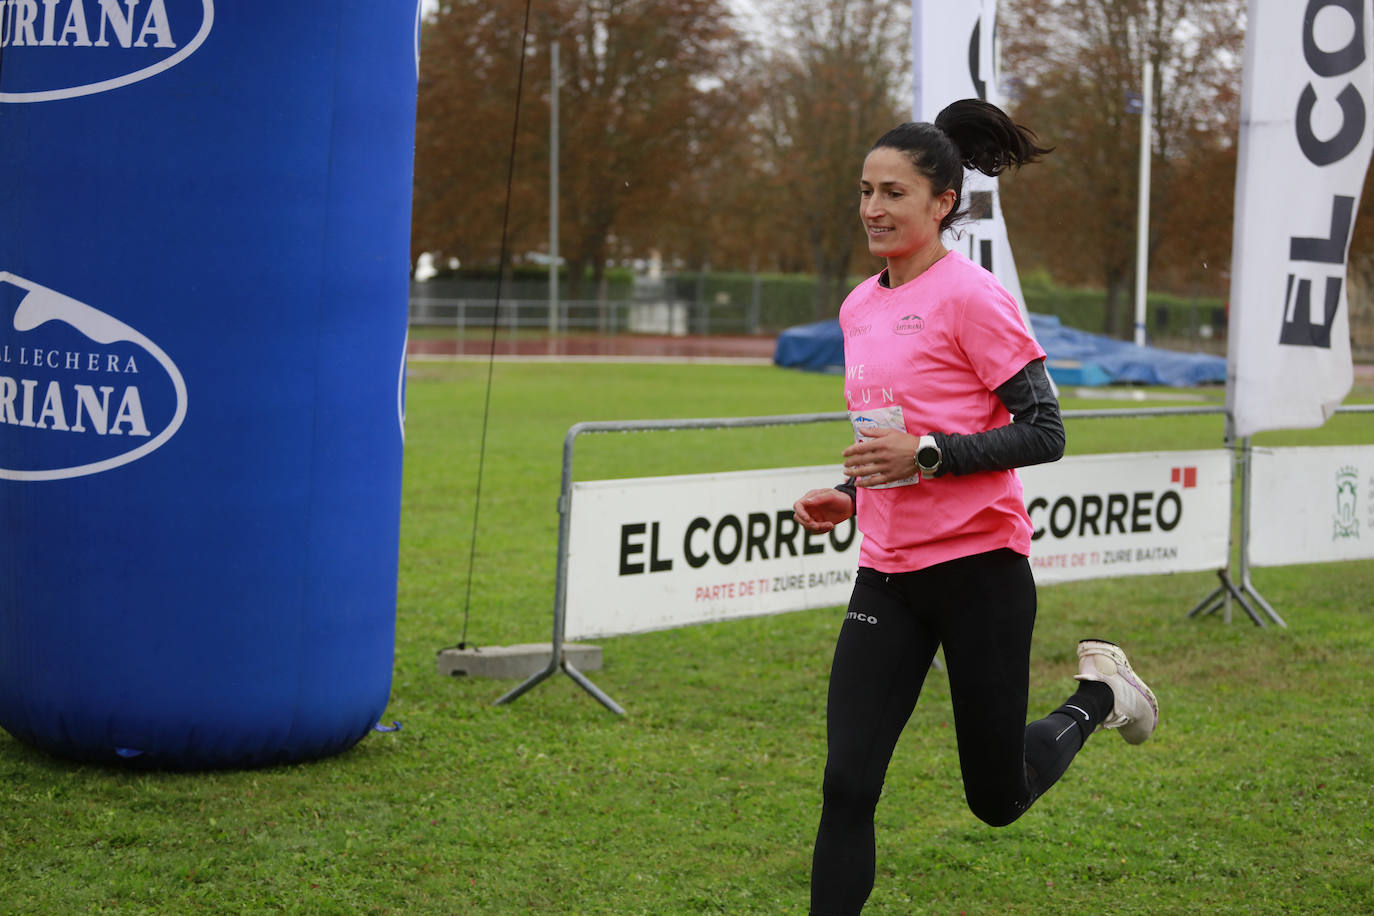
[933,358,1065,476]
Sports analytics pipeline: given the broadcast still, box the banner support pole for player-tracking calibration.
[1187,430,1285,627]
[1235,437,1286,626]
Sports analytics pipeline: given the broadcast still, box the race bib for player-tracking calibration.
[848,406,919,489]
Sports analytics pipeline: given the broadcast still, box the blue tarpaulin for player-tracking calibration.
[771,319,846,373]
[1027,314,1227,387]
[773,313,1227,387]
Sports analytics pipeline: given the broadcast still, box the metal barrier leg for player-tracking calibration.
[493,657,559,706]
[1241,573,1287,628]
[564,661,626,715]
[493,655,626,714]
[1190,569,1266,626]
[1187,581,1227,619]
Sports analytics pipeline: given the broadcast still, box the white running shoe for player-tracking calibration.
[1074,639,1158,745]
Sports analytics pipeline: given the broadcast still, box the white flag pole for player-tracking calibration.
[1134,59,1153,347]
[548,40,560,333]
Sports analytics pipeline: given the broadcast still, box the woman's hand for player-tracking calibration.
[793,488,854,533]
[842,426,919,487]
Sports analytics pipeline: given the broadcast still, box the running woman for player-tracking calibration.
[792,99,1159,916]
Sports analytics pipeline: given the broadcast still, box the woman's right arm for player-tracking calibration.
[793,486,854,532]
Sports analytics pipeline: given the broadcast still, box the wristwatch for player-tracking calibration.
[915,434,941,479]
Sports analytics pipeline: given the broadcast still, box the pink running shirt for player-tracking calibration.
[840,251,1047,572]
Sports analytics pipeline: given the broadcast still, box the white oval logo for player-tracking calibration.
[0,0,214,103]
[0,272,188,481]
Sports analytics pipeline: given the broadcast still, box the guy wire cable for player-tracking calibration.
[447,0,535,652]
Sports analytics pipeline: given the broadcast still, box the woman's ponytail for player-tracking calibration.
[933,98,1052,177]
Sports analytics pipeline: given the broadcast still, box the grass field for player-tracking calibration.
[2,359,1372,914]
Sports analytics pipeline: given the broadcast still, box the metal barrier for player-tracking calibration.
[494,404,1374,713]
[1188,404,1374,627]
[409,297,759,336]
[493,412,845,715]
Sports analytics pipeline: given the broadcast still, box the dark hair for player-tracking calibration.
[870,99,1052,234]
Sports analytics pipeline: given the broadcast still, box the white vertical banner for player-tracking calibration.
[911,0,1037,346]
[1227,0,1374,437]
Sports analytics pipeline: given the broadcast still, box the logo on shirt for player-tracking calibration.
[892,314,924,335]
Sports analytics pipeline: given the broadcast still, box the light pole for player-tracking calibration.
[1134,59,1154,347]
[548,40,560,333]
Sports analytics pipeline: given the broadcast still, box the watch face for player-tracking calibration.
[917,446,939,469]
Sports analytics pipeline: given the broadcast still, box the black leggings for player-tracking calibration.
[811,549,1089,915]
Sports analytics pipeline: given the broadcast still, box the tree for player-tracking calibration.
[412,0,549,271]
[623,70,772,276]
[998,0,1246,335]
[412,0,747,299]
[753,0,910,318]
[551,0,746,298]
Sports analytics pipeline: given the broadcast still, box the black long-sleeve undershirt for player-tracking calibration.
[836,358,1064,506]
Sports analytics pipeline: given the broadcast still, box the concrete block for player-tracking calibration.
[437,643,603,679]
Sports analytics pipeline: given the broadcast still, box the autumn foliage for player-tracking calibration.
[412,0,1373,349]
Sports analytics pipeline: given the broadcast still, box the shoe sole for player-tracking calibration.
[1078,639,1158,744]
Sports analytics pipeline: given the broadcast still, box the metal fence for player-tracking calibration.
[409,297,762,337]
[489,403,1374,714]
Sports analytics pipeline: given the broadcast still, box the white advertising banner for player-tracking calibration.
[1020,450,1233,584]
[565,466,860,640]
[912,0,1036,341]
[1248,445,1374,566]
[1226,0,1374,437]
[564,451,1232,638]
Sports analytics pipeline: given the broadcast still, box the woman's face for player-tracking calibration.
[859,147,954,264]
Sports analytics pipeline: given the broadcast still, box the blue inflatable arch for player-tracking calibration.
[0,1,419,767]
